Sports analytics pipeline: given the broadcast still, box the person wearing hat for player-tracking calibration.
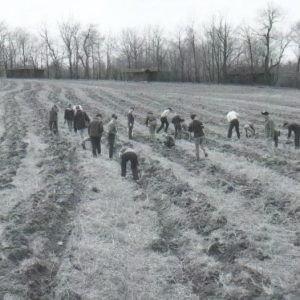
[226,111,240,139]
[119,144,139,181]
[127,107,135,139]
[74,105,90,139]
[145,111,157,140]
[64,104,75,132]
[49,104,59,134]
[283,121,300,149]
[88,114,104,157]
[188,114,208,160]
[261,111,279,148]
[157,108,173,133]
[107,114,118,159]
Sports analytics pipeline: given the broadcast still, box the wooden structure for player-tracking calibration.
[124,68,163,82]
[6,68,45,79]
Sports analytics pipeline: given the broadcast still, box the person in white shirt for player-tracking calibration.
[157,108,172,133]
[226,111,240,139]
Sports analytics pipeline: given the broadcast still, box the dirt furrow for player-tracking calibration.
[77,86,300,225]
[60,84,299,299]
[88,86,300,183]
[0,87,83,299]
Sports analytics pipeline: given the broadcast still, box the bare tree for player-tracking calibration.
[258,4,290,83]
[40,26,61,78]
[186,25,200,82]
[59,20,80,78]
[291,21,300,73]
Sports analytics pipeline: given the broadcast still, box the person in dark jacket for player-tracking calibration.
[64,104,75,132]
[145,111,157,140]
[88,114,104,157]
[283,122,300,149]
[188,114,208,160]
[119,144,139,181]
[74,105,90,139]
[171,114,185,139]
[127,107,135,139]
[49,104,59,134]
[107,114,118,159]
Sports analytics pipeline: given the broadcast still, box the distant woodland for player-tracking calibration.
[1,3,300,86]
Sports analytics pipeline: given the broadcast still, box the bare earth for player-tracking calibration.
[0,79,299,300]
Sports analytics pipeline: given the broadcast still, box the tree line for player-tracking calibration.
[0,3,300,86]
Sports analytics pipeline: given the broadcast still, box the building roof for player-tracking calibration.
[124,68,159,73]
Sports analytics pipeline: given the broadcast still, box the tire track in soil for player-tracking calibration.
[61,85,295,299]
[78,86,300,231]
[0,86,83,300]
[96,87,300,182]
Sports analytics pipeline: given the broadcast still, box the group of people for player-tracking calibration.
[48,103,300,181]
[49,104,139,180]
[225,110,300,150]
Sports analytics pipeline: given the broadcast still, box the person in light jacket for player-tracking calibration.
[157,108,172,133]
[262,111,279,148]
[226,111,240,139]
[107,114,118,159]
[145,111,157,140]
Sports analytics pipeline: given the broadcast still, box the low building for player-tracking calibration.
[6,68,45,79]
[124,68,168,82]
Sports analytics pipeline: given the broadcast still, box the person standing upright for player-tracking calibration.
[157,108,172,133]
[171,114,185,139]
[145,111,157,140]
[261,111,278,148]
[88,114,104,157]
[64,104,75,132]
[74,105,90,139]
[49,104,59,134]
[188,114,208,160]
[107,114,118,159]
[127,107,135,139]
[283,121,300,149]
[226,111,240,139]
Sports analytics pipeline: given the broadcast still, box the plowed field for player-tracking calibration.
[0,79,299,300]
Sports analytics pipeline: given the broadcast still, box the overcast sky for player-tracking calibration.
[1,0,299,33]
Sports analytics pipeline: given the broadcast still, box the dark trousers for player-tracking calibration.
[228,119,240,139]
[90,136,101,156]
[121,152,139,180]
[295,133,300,149]
[157,117,169,133]
[128,124,133,139]
[108,133,115,158]
[174,123,182,139]
[49,120,58,134]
